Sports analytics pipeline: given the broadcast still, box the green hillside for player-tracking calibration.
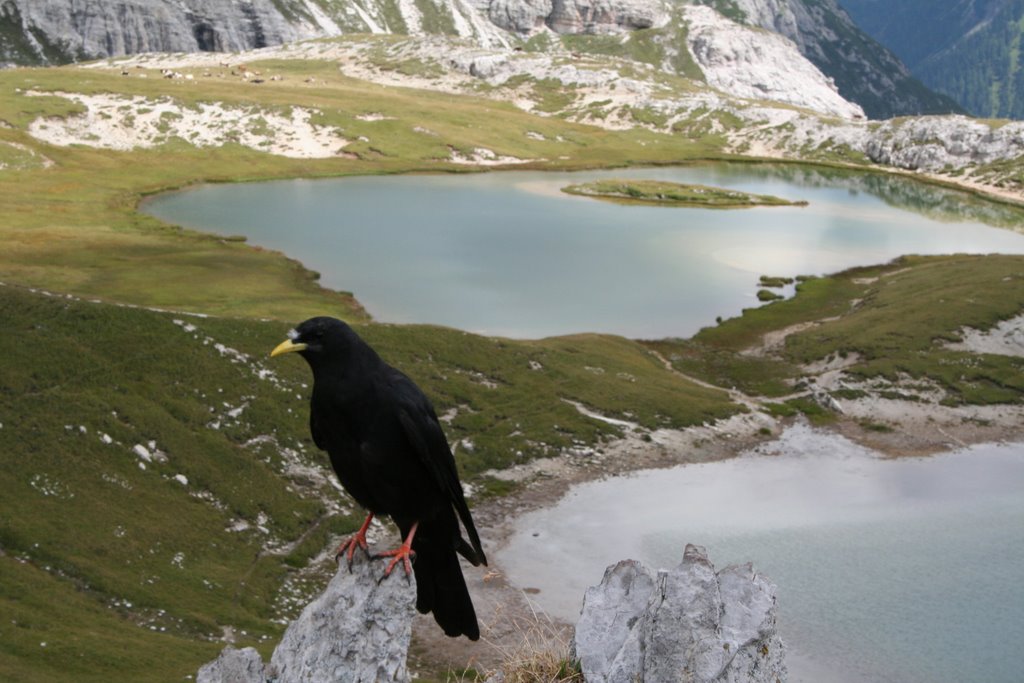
[0,280,741,681]
[649,254,1024,406]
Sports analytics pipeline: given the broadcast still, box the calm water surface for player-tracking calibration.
[143,164,1024,338]
[499,426,1024,683]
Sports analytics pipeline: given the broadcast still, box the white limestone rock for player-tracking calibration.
[867,116,1024,171]
[572,544,787,683]
[713,0,955,120]
[487,0,669,35]
[2,0,320,62]
[269,551,416,682]
[572,560,657,678]
[197,550,416,683]
[683,5,864,120]
[197,646,265,683]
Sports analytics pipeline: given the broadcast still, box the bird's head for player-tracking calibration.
[269,317,358,367]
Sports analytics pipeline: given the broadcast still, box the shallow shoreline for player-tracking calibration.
[410,395,1024,675]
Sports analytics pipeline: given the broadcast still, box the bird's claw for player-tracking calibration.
[375,545,416,583]
[334,534,371,572]
[335,513,375,572]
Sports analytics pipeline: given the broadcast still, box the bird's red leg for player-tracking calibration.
[375,521,418,580]
[335,512,374,570]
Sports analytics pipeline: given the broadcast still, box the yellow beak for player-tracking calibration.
[270,338,307,358]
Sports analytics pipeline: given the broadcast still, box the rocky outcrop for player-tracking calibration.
[486,0,669,35]
[867,115,1024,171]
[198,551,416,683]
[684,5,863,120]
[572,544,787,683]
[695,0,963,119]
[769,110,1024,173]
[198,647,267,683]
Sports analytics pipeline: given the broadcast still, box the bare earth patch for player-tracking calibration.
[25,91,349,159]
[944,313,1024,357]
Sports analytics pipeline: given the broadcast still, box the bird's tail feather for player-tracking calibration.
[411,524,480,641]
[456,535,485,566]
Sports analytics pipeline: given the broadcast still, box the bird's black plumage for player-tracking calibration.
[271,316,486,640]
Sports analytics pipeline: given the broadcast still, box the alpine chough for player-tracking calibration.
[271,316,487,640]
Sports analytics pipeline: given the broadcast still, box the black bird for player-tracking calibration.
[270,316,487,640]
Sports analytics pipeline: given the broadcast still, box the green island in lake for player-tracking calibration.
[562,179,809,208]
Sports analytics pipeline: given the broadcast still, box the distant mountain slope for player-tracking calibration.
[0,0,509,66]
[1,0,950,120]
[839,0,1024,119]
[696,0,964,119]
[837,0,1006,71]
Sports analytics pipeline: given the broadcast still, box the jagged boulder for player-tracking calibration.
[572,544,787,683]
[198,550,416,683]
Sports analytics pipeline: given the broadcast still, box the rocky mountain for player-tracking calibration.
[0,0,509,64]
[0,0,951,120]
[839,0,1024,120]
[0,0,315,63]
[694,0,963,119]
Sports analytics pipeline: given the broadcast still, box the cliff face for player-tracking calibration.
[485,0,669,35]
[684,5,863,119]
[695,0,964,119]
[0,0,519,62]
[0,0,326,64]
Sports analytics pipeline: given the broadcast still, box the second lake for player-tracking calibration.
[143,163,1024,338]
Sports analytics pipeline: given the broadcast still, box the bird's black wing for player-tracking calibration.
[395,385,486,567]
[309,407,327,451]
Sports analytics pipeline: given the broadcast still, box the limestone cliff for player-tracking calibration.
[0,0,322,64]
[684,5,863,120]
[485,0,669,36]
[695,0,964,119]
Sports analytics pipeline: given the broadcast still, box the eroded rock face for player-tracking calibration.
[572,544,787,683]
[486,0,669,35]
[684,5,864,120]
[197,551,416,683]
[1,0,319,63]
[867,116,1024,171]
[699,0,962,119]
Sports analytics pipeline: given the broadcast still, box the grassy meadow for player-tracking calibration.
[646,255,1024,408]
[2,41,1024,682]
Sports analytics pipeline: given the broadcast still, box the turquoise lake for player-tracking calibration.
[143,163,1024,339]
